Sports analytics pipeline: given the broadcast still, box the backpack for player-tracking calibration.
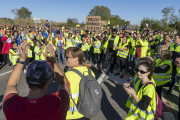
[70,68,102,118]
[135,77,163,119]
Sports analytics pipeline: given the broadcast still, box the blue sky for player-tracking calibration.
[0,0,180,24]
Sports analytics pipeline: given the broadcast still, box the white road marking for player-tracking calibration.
[0,70,12,77]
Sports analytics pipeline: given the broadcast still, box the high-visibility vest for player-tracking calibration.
[94,40,101,53]
[104,35,120,51]
[117,41,129,59]
[64,32,68,37]
[47,37,57,51]
[147,41,156,56]
[152,58,172,85]
[81,38,90,51]
[9,49,19,65]
[40,47,46,60]
[36,36,45,44]
[170,42,180,52]
[135,39,148,58]
[176,67,180,91]
[129,38,136,56]
[26,39,34,58]
[74,36,82,43]
[65,66,95,119]
[108,20,110,25]
[55,37,65,46]
[126,76,156,120]
[65,39,74,50]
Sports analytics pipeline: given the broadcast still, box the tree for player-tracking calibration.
[140,18,150,30]
[88,6,111,20]
[11,7,32,19]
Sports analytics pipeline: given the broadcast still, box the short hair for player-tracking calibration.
[66,47,84,65]
[112,29,117,32]
[11,41,17,44]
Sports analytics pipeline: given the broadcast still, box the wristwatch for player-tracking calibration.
[17,60,25,64]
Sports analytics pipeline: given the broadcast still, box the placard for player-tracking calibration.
[85,16,106,33]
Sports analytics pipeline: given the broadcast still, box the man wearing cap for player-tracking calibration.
[2,42,70,120]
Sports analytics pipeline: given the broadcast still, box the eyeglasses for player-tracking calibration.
[65,56,74,60]
[135,68,148,74]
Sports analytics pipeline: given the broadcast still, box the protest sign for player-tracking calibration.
[85,16,106,33]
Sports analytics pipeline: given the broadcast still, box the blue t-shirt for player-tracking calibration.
[14,35,21,45]
[42,30,48,38]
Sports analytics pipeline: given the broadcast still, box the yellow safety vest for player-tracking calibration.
[135,39,148,58]
[94,40,101,53]
[176,67,180,91]
[117,41,129,59]
[81,38,90,51]
[40,47,46,60]
[74,36,82,43]
[64,32,69,37]
[104,35,120,51]
[126,77,156,120]
[9,49,19,65]
[55,37,65,46]
[129,38,136,56]
[170,42,180,52]
[65,39,74,50]
[152,58,172,85]
[147,41,156,56]
[65,66,95,119]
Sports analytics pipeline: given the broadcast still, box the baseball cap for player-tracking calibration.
[26,60,53,84]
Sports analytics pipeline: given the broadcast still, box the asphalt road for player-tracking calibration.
[0,63,129,120]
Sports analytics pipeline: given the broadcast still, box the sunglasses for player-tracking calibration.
[135,68,148,74]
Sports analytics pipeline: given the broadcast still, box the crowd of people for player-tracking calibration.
[1,20,180,120]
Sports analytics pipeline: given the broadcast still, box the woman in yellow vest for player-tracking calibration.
[65,47,95,120]
[174,57,180,120]
[81,34,91,63]
[9,41,19,69]
[150,45,172,99]
[64,33,75,50]
[93,36,101,68]
[124,57,156,120]
[34,41,42,60]
[114,36,129,78]
[147,36,156,57]
[39,44,46,60]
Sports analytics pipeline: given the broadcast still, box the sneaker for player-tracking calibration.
[120,74,123,78]
[114,73,120,76]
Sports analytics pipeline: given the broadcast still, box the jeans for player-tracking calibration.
[75,43,82,48]
[102,51,117,70]
[168,68,177,93]
[57,49,65,64]
[135,58,140,66]
[130,55,135,71]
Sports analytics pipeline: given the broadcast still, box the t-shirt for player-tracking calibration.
[57,38,64,49]
[108,36,115,49]
[3,90,69,120]
[135,44,141,58]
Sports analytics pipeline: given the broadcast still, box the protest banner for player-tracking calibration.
[85,16,106,33]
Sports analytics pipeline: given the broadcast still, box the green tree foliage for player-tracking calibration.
[140,6,180,32]
[88,6,111,20]
[66,18,78,27]
[140,18,150,30]
[11,7,32,19]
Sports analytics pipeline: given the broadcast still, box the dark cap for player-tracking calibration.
[26,60,53,84]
